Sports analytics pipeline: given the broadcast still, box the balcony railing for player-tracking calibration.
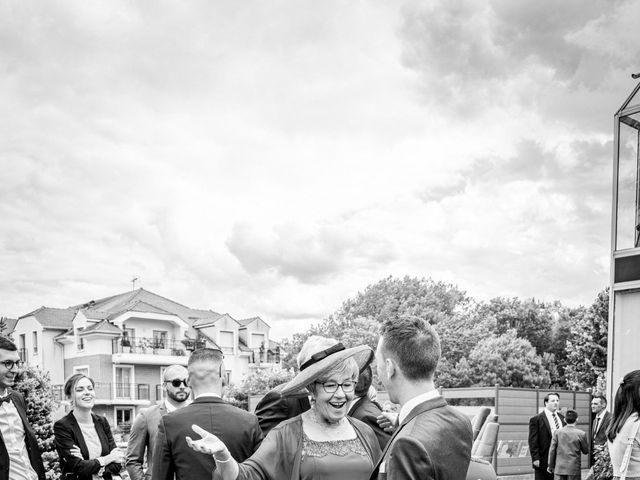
[52,382,154,402]
[249,347,280,365]
[112,336,205,355]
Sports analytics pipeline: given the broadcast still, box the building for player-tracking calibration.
[12,288,281,432]
[608,79,640,402]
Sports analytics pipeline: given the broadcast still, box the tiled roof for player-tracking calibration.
[19,307,76,329]
[192,313,224,327]
[81,320,122,335]
[1,317,17,335]
[237,337,253,352]
[73,289,222,327]
[195,332,220,349]
[81,310,109,320]
[237,317,260,327]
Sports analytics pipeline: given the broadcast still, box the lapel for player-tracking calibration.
[541,411,552,436]
[10,392,32,434]
[67,413,91,459]
[373,396,448,473]
[348,396,365,416]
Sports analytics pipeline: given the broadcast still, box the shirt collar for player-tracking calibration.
[398,389,440,424]
[194,392,221,400]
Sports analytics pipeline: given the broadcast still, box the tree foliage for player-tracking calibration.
[278,275,608,392]
[14,365,61,480]
[564,288,609,390]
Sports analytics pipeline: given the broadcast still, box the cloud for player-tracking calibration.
[226,222,397,284]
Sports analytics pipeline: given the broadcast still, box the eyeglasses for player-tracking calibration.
[316,380,355,394]
[165,379,189,388]
[0,360,23,370]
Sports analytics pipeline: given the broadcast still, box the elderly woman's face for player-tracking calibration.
[313,372,356,424]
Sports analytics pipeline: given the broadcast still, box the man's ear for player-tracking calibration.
[385,358,397,379]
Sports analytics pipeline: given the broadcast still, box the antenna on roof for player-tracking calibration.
[131,277,139,291]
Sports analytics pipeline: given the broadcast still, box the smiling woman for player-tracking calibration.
[186,336,381,480]
[53,374,125,480]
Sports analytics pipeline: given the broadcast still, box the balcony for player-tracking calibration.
[113,336,205,355]
[248,347,280,366]
[52,382,161,404]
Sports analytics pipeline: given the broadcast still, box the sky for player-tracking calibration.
[1,0,638,340]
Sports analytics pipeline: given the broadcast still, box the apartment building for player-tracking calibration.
[12,288,280,432]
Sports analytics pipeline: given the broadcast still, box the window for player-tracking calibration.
[153,330,167,349]
[250,333,265,349]
[115,407,134,434]
[219,331,234,354]
[74,366,89,376]
[76,329,84,351]
[224,370,231,386]
[32,331,38,354]
[115,367,133,399]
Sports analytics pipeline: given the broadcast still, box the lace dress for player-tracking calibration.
[300,432,373,480]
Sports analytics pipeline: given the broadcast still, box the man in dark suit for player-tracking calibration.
[126,364,191,480]
[152,348,262,480]
[254,384,310,436]
[348,365,390,450]
[528,392,565,480]
[0,336,46,480]
[371,316,473,480]
[548,409,588,480]
[590,395,611,464]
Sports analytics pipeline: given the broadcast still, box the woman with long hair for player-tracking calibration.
[607,370,640,479]
[54,373,124,480]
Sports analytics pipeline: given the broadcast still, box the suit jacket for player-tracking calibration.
[126,403,166,480]
[528,411,566,471]
[54,411,121,480]
[370,396,473,480]
[254,387,310,436]
[348,396,391,450]
[0,391,46,480]
[548,424,588,475]
[592,411,611,446]
[152,396,263,480]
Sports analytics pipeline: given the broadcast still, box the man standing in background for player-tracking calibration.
[529,393,565,480]
[589,395,611,464]
[126,364,191,480]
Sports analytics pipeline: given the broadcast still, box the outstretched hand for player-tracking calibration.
[186,424,227,456]
[377,412,399,434]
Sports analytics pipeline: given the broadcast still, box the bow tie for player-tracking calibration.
[0,395,11,405]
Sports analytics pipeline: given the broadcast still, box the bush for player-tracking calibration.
[14,365,61,480]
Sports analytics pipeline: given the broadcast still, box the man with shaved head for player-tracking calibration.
[151,348,262,480]
[126,364,191,480]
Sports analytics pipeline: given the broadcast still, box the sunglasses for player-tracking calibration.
[0,360,23,370]
[165,378,189,388]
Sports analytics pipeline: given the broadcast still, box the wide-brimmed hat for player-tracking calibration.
[279,342,374,395]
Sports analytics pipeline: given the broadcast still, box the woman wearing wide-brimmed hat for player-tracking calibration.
[187,336,381,480]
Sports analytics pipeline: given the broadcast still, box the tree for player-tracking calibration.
[339,275,469,325]
[14,365,61,480]
[466,330,551,388]
[564,288,609,390]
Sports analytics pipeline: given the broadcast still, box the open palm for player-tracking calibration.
[186,424,227,455]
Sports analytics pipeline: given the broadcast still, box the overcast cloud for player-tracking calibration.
[0,0,636,338]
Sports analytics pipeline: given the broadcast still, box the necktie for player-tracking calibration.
[553,413,560,429]
[593,417,600,435]
[0,395,11,405]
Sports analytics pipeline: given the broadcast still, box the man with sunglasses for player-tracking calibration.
[0,336,46,480]
[152,348,262,480]
[126,364,191,480]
